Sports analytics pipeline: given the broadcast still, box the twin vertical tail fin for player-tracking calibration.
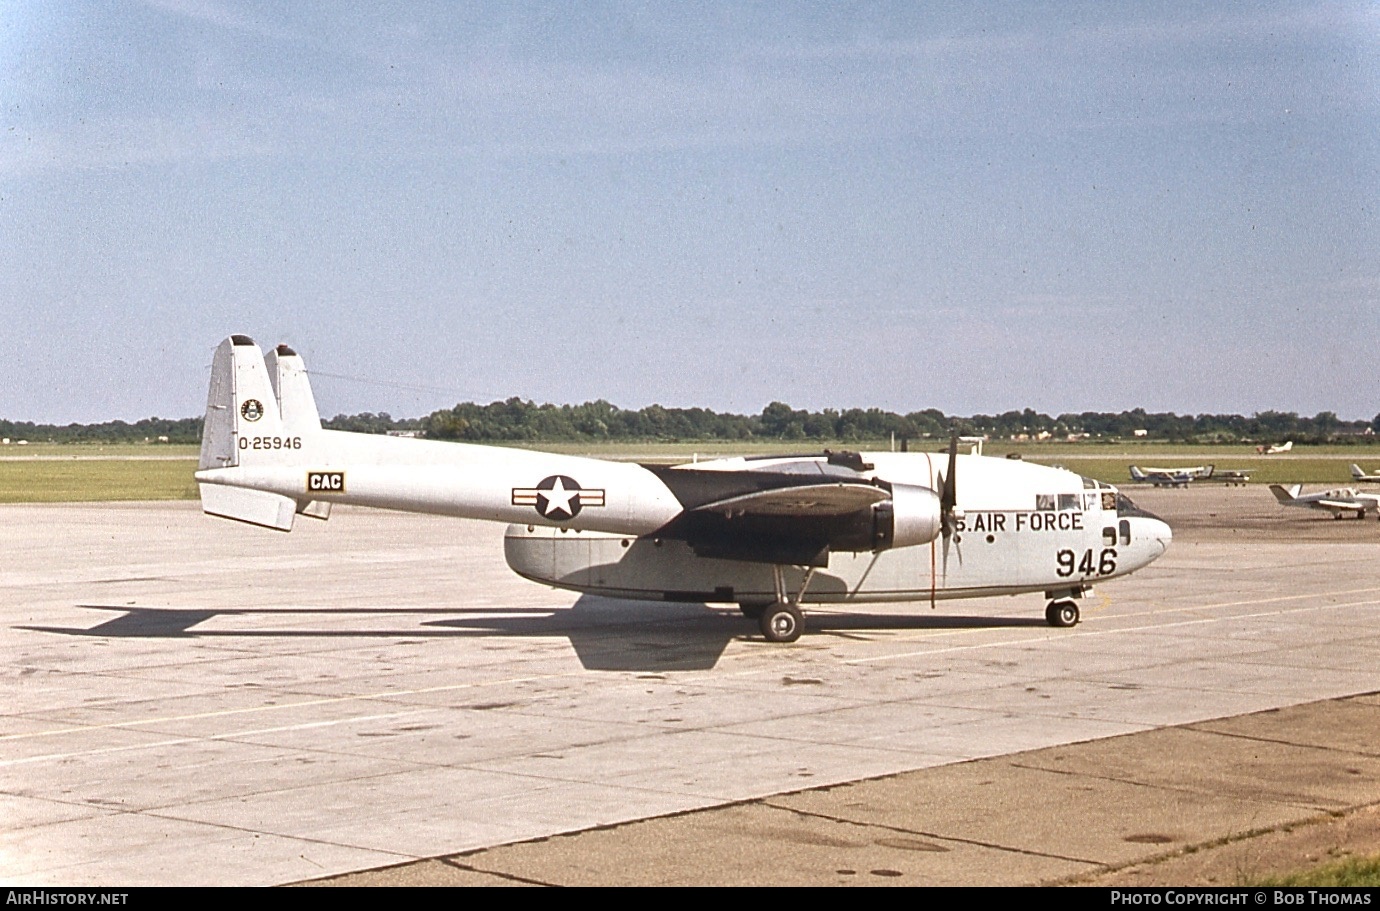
[197,335,328,531]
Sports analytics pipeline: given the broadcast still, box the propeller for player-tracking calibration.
[937,433,963,592]
[940,433,959,538]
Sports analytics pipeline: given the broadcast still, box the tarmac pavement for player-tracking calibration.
[3,484,1379,886]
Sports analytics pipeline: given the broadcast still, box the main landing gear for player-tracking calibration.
[740,566,815,643]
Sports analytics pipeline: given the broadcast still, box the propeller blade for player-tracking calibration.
[941,434,958,536]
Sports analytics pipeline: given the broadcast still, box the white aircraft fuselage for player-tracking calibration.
[195,336,1173,641]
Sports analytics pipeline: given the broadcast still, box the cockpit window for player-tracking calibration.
[1058,494,1080,511]
[1115,493,1162,520]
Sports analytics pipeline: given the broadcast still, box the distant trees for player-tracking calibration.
[2,407,1373,446]
[0,417,202,444]
[323,412,422,435]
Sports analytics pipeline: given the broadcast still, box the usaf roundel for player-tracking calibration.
[511,475,605,521]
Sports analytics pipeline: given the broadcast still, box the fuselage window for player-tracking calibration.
[1058,493,1081,511]
[1119,519,1131,546]
[1036,494,1055,511]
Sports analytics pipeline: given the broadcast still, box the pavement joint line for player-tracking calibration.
[1003,751,1362,811]
[1180,719,1380,758]
[841,592,1380,665]
[130,807,423,863]
[0,673,576,744]
[0,707,444,767]
[758,799,1104,867]
[431,856,554,886]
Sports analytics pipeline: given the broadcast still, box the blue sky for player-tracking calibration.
[2,2,1377,423]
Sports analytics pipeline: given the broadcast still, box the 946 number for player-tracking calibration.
[1056,548,1116,578]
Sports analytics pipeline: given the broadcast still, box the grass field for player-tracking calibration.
[0,442,199,459]
[0,459,198,503]
[1,439,1377,502]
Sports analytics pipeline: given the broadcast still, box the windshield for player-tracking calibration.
[1115,492,1164,521]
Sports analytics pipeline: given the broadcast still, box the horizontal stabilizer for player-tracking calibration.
[199,483,297,531]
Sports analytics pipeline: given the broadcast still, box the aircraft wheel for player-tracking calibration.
[760,602,803,643]
[1045,600,1079,628]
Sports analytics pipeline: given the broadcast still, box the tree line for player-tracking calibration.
[3,405,1376,446]
[420,401,1376,445]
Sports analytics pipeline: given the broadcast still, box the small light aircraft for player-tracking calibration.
[1257,441,1294,455]
[1216,469,1252,487]
[1351,465,1380,483]
[1269,484,1380,520]
[194,336,1173,642]
[1128,465,1214,488]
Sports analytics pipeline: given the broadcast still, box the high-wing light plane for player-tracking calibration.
[1129,465,1215,488]
[1258,441,1294,454]
[1269,484,1380,520]
[194,336,1173,642]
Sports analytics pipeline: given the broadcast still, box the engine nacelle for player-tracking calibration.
[870,483,942,550]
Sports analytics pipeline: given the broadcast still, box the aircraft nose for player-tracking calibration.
[1143,517,1172,557]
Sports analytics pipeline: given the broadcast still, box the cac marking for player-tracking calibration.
[307,471,345,493]
[238,436,303,451]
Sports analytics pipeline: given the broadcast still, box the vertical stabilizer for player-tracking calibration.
[263,343,323,437]
[199,335,273,471]
[197,335,302,531]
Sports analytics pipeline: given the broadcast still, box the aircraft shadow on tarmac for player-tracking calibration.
[24,598,1046,672]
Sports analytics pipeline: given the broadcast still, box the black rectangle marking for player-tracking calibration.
[307,471,345,493]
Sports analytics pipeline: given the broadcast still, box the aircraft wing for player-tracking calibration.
[646,463,939,566]
[1317,499,1367,512]
[692,482,888,517]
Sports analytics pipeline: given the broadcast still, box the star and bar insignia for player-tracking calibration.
[512,475,606,521]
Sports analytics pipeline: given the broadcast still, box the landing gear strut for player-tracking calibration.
[751,565,815,643]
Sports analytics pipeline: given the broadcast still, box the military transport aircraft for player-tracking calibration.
[1128,465,1215,488]
[194,336,1173,642]
[1270,484,1380,520]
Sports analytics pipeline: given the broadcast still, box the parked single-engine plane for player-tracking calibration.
[1351,465,1380,483]
[1129,465,1214,488]
[194,336,1173,642]
[1270,484,1380,520]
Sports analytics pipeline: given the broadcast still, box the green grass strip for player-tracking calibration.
[0,459,199,503]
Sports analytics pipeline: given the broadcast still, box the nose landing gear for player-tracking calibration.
[1045,585,1089,628]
